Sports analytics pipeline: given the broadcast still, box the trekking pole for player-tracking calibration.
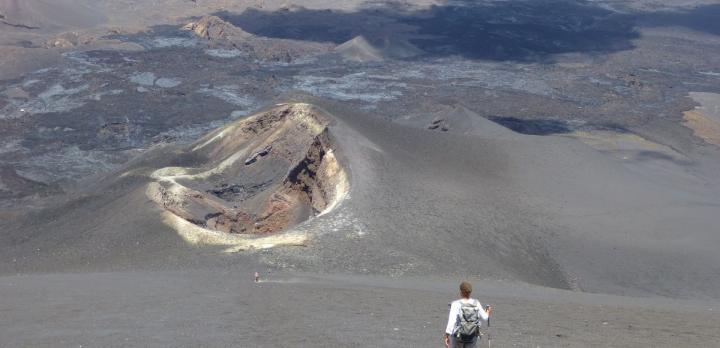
[484,305,492,348]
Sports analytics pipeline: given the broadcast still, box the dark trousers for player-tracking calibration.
[451,336,478,348]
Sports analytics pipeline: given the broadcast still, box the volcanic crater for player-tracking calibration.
[145,103,349,240]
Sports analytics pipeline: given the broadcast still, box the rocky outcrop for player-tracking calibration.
[427,117,449,131]
[184,15,253,41]
[43,32,97,48]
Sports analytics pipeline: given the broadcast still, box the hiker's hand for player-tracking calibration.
[443,334,449,348]
[487,306,493,316]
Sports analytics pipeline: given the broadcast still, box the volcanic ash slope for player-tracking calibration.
[2,100,720,300]
[0,0,105,31]
[264,99,720,299]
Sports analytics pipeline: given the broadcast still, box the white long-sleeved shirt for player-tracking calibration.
[445,298,489,335]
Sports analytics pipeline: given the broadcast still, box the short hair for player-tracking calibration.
[460,281,472,296]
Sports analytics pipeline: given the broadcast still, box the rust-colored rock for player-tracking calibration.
[146,103,349,236]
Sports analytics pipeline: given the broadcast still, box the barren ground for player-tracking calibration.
[1,271,719,348]
[2,0,720,347]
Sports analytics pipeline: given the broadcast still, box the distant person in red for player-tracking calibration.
[254,271,260,283]
[444,281,491,348]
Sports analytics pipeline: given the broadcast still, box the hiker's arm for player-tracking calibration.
[479,302,489,322]
[445,302,458,335]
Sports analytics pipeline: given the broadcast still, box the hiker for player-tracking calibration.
[254,271,260,283]
[443,281,492,348]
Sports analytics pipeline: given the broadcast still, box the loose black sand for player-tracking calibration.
[1,271,719,347]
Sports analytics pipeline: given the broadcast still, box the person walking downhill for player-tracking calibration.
[444,281,492,348]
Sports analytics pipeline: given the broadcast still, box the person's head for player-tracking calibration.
[459,281,472,298]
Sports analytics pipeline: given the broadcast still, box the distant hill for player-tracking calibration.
[0,0,105,32]
[184,15,333,62]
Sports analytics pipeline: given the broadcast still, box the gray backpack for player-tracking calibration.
[455,300,480,342]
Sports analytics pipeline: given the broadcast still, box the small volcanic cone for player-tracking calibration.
[334,36,384,62]
[334,35,423,62]
[145,103,349,237]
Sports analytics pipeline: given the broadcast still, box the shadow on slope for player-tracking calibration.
[638,4,720,36]
[214,0,640,61]
[487,117,573,136]
[485,116,693,165]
